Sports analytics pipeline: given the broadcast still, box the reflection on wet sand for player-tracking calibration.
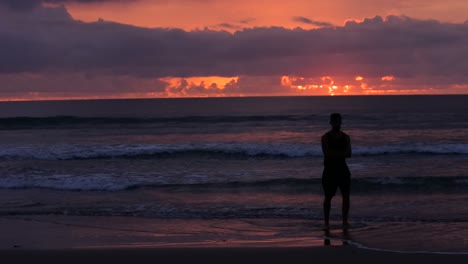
[324,227,351,246]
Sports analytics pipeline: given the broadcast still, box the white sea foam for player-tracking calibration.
[0,143,467,160]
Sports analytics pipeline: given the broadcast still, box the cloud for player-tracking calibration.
[0,72,168,100]
[0,0,133,11]
[0,4,467,98]
[213,18,257,31]
[292,16,334,27]
[215,23,242,30]
[239,18,256,24]
[0,0,41,11]
[0,3,72,23]
[162,75,294,97]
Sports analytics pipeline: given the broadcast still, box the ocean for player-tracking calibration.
[1,95,468,252]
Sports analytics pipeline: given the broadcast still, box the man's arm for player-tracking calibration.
[321,134,351,159]
[344,134,351,158]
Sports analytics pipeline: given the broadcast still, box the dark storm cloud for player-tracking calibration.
[0,0,132,11]
[0,4,467,87]
[292,16,334,27]
[0,0,41,11]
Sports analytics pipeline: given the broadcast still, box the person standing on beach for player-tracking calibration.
[321,113,351,227]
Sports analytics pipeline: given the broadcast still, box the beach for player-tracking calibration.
[2,215,468,264]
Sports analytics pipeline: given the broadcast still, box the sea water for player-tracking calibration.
[1,95,468,252]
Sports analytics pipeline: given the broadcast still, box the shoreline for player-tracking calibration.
[0,215,328,250]
[2,215,468,263]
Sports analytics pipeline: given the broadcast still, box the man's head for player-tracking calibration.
[329,113,342,131]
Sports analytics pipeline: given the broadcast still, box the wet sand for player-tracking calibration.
[1,215,468,264]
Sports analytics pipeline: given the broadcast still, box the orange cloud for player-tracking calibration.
[162,76,239,97]
[381,75,395,81]
[280,75,363,96]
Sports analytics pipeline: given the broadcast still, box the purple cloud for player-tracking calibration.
[0,0,134,11]
[0,0,41,11]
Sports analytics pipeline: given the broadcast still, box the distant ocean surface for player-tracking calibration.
[1,95,468,252]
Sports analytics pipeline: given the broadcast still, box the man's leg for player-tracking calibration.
[342,193,350,226]
[323,195,333,227]
[322,177,337,227]
[340,178,351,227]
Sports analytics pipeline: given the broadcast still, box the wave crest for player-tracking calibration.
[1,176,468,192]
[0,143,467,160]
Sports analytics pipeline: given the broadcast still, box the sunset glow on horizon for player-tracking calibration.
[0,0,467,100]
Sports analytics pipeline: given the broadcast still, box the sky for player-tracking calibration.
[0,0,467,100]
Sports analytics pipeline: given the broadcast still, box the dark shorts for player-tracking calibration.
[321,175,351,197]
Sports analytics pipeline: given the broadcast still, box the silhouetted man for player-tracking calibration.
[321,113,351,228]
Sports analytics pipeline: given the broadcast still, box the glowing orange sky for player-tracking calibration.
[66,0,468,30]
